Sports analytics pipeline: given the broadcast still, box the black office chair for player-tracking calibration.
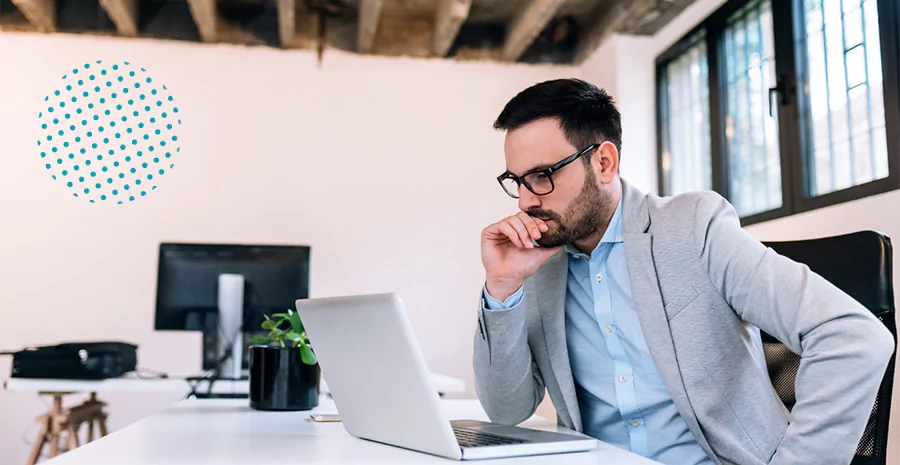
[761,231,897,465]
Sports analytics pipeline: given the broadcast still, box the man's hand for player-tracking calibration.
[481,212,562,301]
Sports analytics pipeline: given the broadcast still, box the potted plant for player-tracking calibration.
[248,309,320,411]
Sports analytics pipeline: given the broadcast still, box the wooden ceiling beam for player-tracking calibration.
[10,0,55,33]
[502,0,567,62]
[574,0,696,63]
[277,0,295,48]
[186,0,218,43]
[357,0,383,54]
[98,0,138,37]
[373,16,432,57]
[432,0,472,57]
[630,0,698,35]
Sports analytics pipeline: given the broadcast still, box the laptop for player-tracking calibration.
[294,293,598,460]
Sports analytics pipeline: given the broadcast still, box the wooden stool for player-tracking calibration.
[26,392,109,465]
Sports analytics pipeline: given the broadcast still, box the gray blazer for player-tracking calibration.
[473,179,895,465]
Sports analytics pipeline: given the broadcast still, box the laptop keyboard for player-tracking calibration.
[452,427,530,448]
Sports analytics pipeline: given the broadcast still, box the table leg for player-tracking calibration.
[87,418,95,443]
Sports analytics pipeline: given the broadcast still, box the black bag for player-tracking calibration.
[11,342,138,380]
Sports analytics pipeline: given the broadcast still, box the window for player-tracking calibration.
[724,0,781,217]
[802,0,889,196]
[657,0,900,224]
[659,34,712,196]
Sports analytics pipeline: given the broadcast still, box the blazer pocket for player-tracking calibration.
[664,285,699,321]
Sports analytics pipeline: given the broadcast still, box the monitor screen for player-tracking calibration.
[154,242,310,370]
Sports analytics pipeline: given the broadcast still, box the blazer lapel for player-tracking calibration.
[620,180,719,464]
[534,249,582,431]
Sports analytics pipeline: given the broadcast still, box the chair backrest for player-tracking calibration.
[762,231,897,465]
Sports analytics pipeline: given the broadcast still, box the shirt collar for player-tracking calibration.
[564,193,625,257]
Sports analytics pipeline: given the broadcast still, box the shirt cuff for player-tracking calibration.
[482,285,524,310]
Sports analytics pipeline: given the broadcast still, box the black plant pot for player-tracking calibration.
[249,346,320,411]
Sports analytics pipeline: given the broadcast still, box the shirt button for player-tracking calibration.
[630,419,640,427]
[604,325,613,333]
[595,274,603,282]
[619,374,628,383]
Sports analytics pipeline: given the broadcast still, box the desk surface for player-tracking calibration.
[42,398,660,465]
[3,372,466,396]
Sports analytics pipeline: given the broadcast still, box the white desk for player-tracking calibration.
[3,372,466,396]
[40,397,660,465]
[5,373,467,464]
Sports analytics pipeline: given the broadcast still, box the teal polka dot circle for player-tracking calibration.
[37,61,181,203]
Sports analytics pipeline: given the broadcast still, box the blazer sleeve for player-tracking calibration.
[473,289,546,426]
[694,192,894,465]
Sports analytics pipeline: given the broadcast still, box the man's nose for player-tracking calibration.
[518,185,541,212]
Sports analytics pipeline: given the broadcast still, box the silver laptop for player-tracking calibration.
[294,293,598,460]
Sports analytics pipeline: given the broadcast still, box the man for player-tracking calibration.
[473,78,894,465]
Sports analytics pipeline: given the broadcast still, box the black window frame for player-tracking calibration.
[656,0,900,225]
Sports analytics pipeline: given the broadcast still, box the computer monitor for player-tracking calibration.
[154,243,310,376]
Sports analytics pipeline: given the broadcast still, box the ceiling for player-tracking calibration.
[0,0,697,64]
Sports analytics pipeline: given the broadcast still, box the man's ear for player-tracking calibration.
[593,141,619,184]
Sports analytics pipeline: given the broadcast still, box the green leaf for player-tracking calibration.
[299,344,317,365]
[289,311,305,335]
[261,319,279,330]
[250,336,273,345]
[268,329,283,340]
[263,314,271,321]
[285,331,302,341]
[272,313,290,320]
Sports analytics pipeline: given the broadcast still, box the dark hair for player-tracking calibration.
[493,78,622,163]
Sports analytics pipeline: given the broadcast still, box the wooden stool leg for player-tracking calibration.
[26,416,50,465]
[66,423,79,451]
[87,417,95,443]
[47,395,63,458]
[98,414,108,437]
[48,422,60,457]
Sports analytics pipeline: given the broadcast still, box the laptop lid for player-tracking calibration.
[295,293,462,460]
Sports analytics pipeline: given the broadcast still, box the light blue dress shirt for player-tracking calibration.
[483,196,713,465]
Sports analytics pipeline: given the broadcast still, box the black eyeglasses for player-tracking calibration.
[497,143,600,199]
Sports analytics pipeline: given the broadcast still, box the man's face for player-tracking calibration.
[503,118,615,248]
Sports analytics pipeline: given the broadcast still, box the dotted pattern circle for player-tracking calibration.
[37,61,182,204]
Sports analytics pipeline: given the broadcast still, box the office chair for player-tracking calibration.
[762,231,897,465]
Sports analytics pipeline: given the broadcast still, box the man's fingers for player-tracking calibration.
[496,222,525,248]
[484,213,553,250]
[516,212,542,239]
[507,217,534,249]
[520,213,549,232]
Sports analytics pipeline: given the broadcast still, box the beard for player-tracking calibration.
[527,168,615,248]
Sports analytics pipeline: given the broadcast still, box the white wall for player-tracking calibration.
[580,35,658,194]
[0,32,581,464]
[581,37,619,98]
[577,0,900,462]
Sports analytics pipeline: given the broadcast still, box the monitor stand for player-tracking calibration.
[201,314,218,372]
[217,273,245,380]
[200,323,251,377]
